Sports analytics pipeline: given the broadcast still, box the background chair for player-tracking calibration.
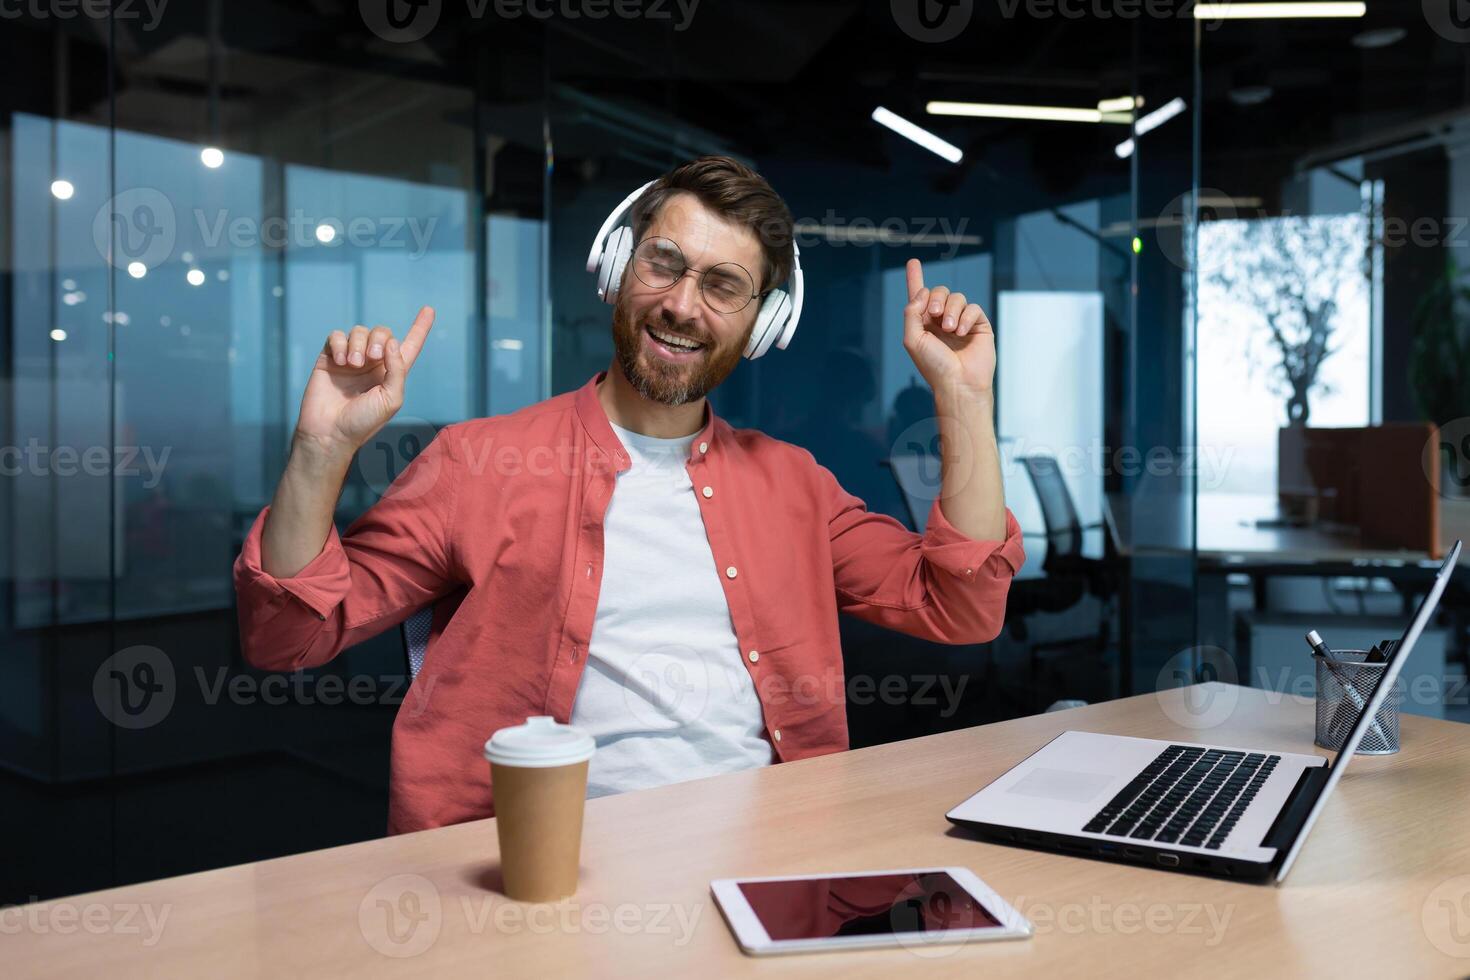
[401,606,434,681]
[1003,454,1120,710]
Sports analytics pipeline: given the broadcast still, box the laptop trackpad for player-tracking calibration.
[1006,768,1114,804]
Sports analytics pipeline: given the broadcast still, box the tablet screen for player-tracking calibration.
[736,872,1002,941]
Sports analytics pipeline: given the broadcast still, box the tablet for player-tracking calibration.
[710,867,1032,956]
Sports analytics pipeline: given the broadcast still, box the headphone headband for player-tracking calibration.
[586,176,803,358]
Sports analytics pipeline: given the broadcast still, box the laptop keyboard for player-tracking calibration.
[1080,744,1280,850]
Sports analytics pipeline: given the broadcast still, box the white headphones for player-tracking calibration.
[584,179,804,359]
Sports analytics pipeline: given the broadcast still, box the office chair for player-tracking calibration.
[1006,455,1119,710]
[401,606,434,681]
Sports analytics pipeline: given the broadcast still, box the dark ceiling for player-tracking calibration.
[3,0,1466,210]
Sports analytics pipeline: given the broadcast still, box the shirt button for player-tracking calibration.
[702,486,714,498]
[773,728,782,742]
[725,566,738,579]
[699,442,708,454]
[748,650,759,663]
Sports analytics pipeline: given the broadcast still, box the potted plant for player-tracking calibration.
[1409,259,1470,496]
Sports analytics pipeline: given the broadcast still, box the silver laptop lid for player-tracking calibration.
[1275,539,1461,883]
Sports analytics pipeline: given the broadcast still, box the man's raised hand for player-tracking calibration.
[294,306,436,463]
[901,258,995,398]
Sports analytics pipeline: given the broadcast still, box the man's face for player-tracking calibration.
[611,192,766,406]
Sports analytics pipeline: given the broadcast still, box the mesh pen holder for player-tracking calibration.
[1314,649,1400,755]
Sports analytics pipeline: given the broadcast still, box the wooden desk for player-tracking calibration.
[1106,491,1470,567]
[11,685,1470,978]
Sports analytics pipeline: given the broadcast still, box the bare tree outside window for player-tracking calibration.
[1201,215,1368,427]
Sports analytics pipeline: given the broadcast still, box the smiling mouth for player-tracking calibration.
[645,324,706,356]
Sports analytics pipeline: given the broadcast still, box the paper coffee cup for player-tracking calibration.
[483,716,596,902]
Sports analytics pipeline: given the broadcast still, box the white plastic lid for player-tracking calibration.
[483,716,595,768]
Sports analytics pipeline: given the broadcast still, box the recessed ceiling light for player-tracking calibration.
[928,100,1127,124]
[1352,26,1407,48]
[1195,2,1366,18]
[871,106,964,163]
[1229,85,1274,106]
[50,179,75,200]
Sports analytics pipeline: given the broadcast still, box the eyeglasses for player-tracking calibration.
[631,237,760,315]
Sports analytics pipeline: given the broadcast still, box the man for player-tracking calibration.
[234,156,1023,834]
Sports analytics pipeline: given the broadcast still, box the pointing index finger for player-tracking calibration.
[905,258,925,300]
[399,306,435,370]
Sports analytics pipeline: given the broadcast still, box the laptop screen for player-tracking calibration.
[1276,539,1461,882]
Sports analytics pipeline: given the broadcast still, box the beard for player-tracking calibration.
[611,296,749,407]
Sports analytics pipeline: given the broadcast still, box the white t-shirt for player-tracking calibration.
[570,421,774,798]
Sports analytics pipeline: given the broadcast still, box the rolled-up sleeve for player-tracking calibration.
[233,427,462,671]
[823,462,1024,644]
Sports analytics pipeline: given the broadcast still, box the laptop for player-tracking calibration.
[947,540,1461,883]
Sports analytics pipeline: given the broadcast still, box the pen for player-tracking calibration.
[1305,630,1390,749]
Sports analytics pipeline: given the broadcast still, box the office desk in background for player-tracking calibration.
[1106,492,1470,567]
[10,685,1470,978]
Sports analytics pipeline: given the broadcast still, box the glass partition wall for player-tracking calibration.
[2,3,1203,903]
[1194,9,1470,726]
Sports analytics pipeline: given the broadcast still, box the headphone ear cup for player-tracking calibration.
[597,227,635,306]
[744,289,790,360]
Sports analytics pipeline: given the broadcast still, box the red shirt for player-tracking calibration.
[233,373,1024,833]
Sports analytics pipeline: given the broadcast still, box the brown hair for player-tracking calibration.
[630,155,795,294]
